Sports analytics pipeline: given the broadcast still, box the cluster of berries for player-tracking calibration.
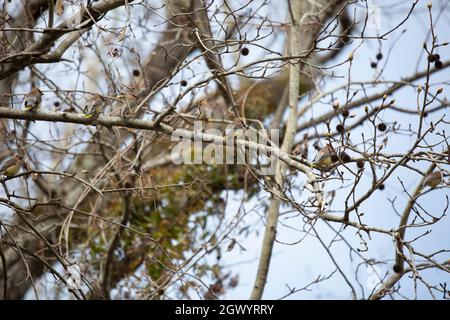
[428,53,443,69]
[370,52,383,68]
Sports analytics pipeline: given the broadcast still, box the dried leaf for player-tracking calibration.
[229,275,239,288]
[226,239,236,252]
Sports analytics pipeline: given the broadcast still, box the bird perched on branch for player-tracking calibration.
[84,93,105,119]
[422,170,442,189]
[23,87,43,111]
[116,93,138,117]
[312,144,336,169]
[0,154,23,178]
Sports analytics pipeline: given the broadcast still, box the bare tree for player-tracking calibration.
[0,0,448,300]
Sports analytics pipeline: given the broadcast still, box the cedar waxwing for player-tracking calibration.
[312,144,336,168]
[0,154,23,178]
[422,170,442,188]
[116,93,138,116]
[23,87,43,111]
[292,143,302,156]
[84,93,105,119]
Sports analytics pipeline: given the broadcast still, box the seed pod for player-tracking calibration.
[357,160,364,169]
[340,151,351,163]
[336,124,345,133]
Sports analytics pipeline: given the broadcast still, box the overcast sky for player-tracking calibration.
[2,0,448,300]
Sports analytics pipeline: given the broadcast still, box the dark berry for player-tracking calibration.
[378,184,385,191]
[435,60,443,69]
[54,101,60,107]
[331,154,339,163]
[393,264,402,273]
[423,111,428,118]
[377,123,387,132]
[371,62,377,68]
[180,80,187,87]
[342,109,350,117]
[428,54,436,62]
[241,47,249,56]
[433,54,440,61]
[357,160,364,169]
[132,69,140,77]
[336,124,345,133]
[340,152,351,163]
[376,52,383,60]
